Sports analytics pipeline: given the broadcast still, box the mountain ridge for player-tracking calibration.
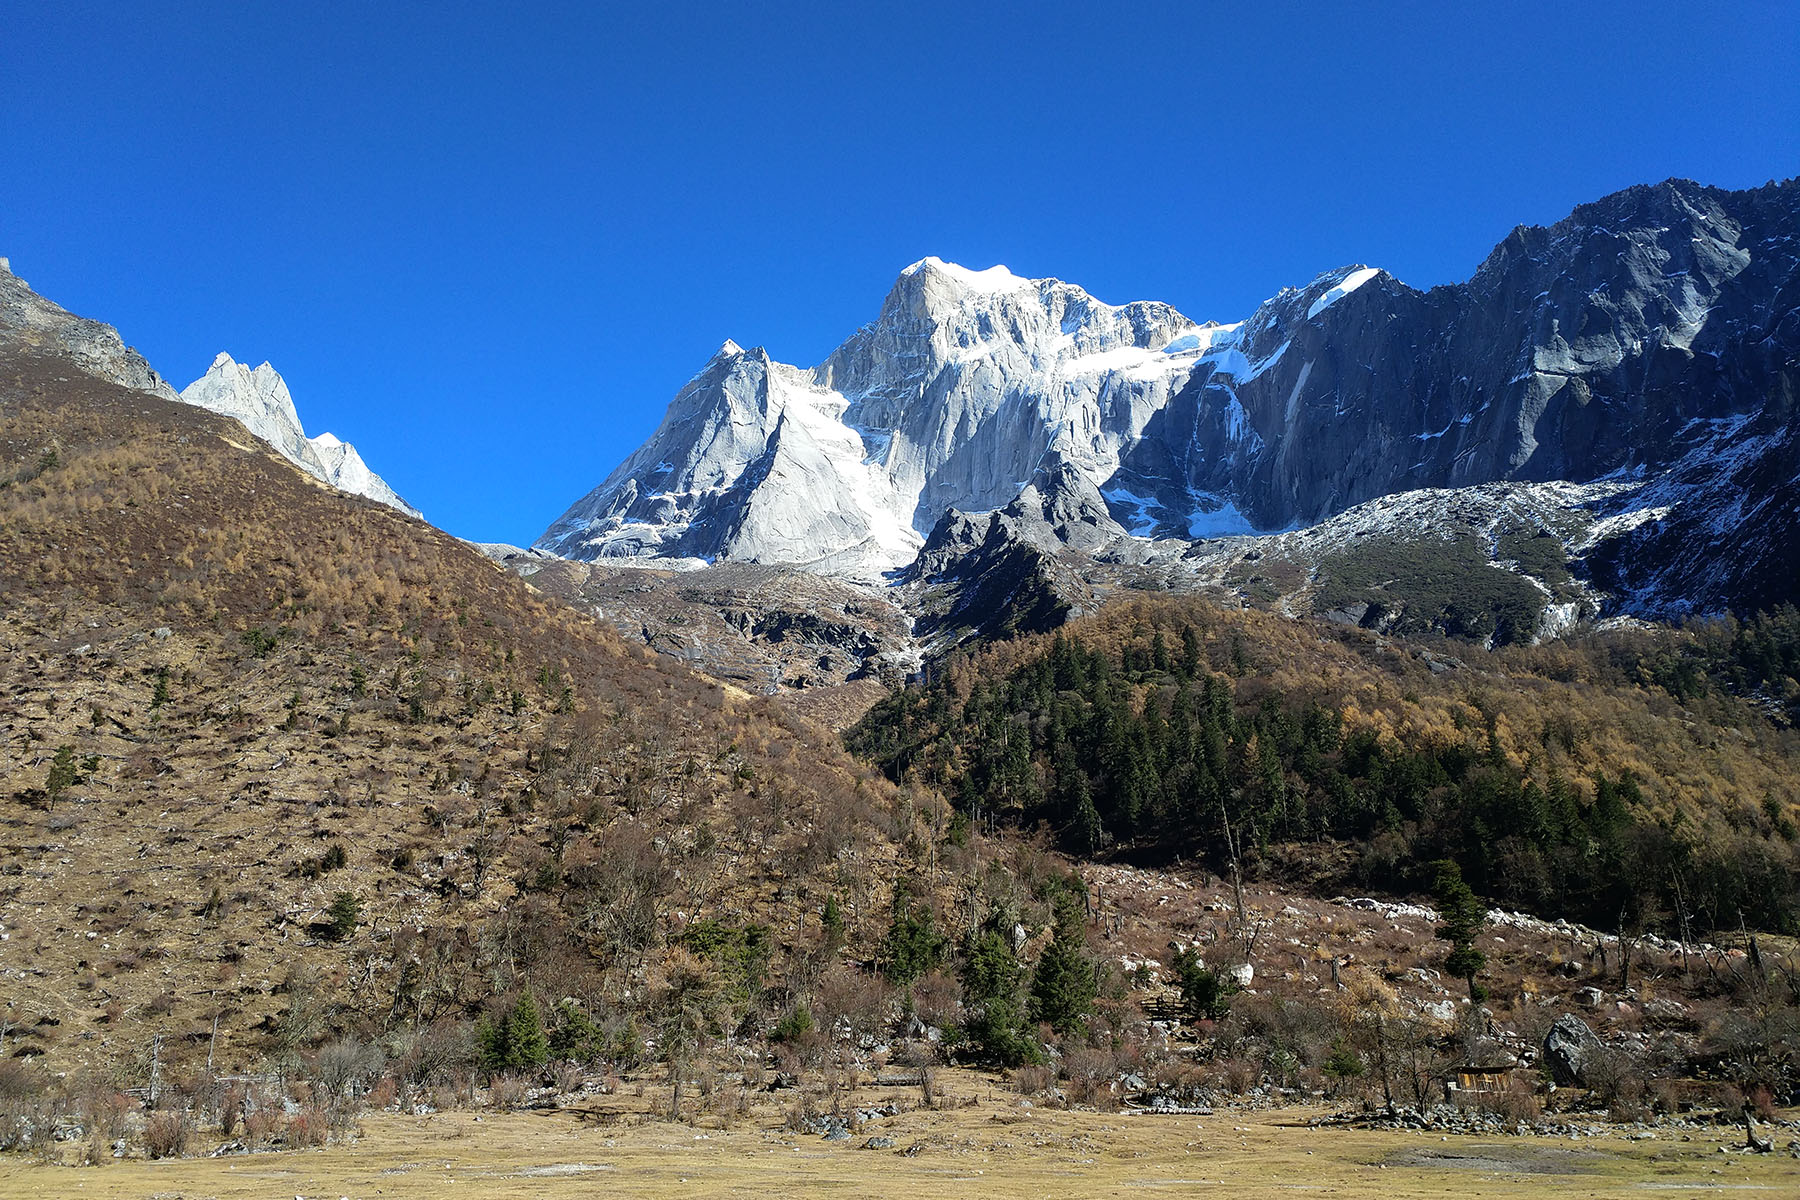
[538,177,1800,634]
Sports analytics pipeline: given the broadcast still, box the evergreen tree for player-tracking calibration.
[45,744,78,807]
[323,891,360,941]
[1028,899,1095,1034]
[549,998,603,1062]
[1433,859,1488,1001]
[881,880,944,984]
[820,895,845,952]
[960,925,1037,1066]
[1170,946,1238,1022]
[1179,625,1202,677]
[481,992,549,1072]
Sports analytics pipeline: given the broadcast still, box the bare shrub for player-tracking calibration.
[909,969,963,1029]
[283,1107,329,1148]
[74,1076,136,1143]
[1062,1046,1118,1109]
[552,1062,585,1095]
[1215,1057,1260,1095]
[1469,1077,1542,1124]
[784,1094,817,1131]
[1008,1064,1056,1097]
[308,1035,385,1118]
[143,1109,191,1159]
[814,964,892,1041]
[0,1060,52,1153]
[1583,1046,1649,1120]
[394,1020,476,1095]
[242,1105,280,1149]
[488,1073,528,1111]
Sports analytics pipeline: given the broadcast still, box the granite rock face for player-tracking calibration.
[537,259,1202,581]
[179,353,421,518]
[542,178,1800,624]
[1543,1013,1606,1087]
[1131,180,1800,546]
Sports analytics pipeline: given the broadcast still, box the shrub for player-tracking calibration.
[771,1007,815,1044]
[143,1109,190,1159]
[322,892,360,941]
[1171,948,1238,1022]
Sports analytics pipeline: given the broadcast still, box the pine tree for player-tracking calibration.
[323,891,360,941]
[960,926,1036,1066]
[480,992,549,1071]
[1069,774,1104,857]
[506,992,549,1069]
[549,998,602,1062]
[45,744,78,809]
[821,895,845,952]
[1433,859,1488,1001]
[1029,899,1095,1034]
[881,880,944,984]
[1170,946,1238,1022]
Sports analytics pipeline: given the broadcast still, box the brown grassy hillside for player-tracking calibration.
[0,350,944,1081]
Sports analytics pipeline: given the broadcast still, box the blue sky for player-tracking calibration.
[4,2,1796,543]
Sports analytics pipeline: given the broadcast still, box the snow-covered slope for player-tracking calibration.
[179,353,420,518]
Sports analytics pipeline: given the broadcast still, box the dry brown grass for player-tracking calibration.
[0,1079,1792,1199]
[0,352,942,1081]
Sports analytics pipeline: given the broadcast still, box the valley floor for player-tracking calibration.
[1,1079,1794,1199]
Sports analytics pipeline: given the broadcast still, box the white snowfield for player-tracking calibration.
[178,353,421,518]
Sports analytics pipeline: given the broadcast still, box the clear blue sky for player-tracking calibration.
[5,2,1796,543]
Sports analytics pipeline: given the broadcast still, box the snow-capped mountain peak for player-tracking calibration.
[540,178,1800,624]
[538,259,1205,578]
[178,354,420,518]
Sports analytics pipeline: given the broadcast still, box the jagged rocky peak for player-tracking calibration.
[543,177,1800,627]
[0,257,180,401]
[179,353,421,518]
[538,257,1208,579]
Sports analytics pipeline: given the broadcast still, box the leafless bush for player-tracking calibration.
[0,1060,52,1153]
[552,1061,585,1095]
[283,1106,329,1148]
[1062,1046,1118,1109]
[1583,1046,1650,1120]
[1008,1064,1056,1097]
[1465,1077,1542,1124]
[76,1078,136,1143]
[308,1035,386,1115]
[784,1095,817,1131]
[488,1073,528,1111]
[814,964,892,1040]
[394,1020,476,1093]
[143,1109,191,1159]
[242,1104,280,1149]
[909,969,962,1029]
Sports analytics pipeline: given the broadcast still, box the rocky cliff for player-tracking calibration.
[179,353,421,517]
[541,179,1800,627]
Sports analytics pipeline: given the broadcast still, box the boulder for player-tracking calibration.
[1543,1014,1604,1086]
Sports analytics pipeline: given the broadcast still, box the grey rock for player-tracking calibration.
[1543,1013,1605,1086]
[0,258,179,400]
